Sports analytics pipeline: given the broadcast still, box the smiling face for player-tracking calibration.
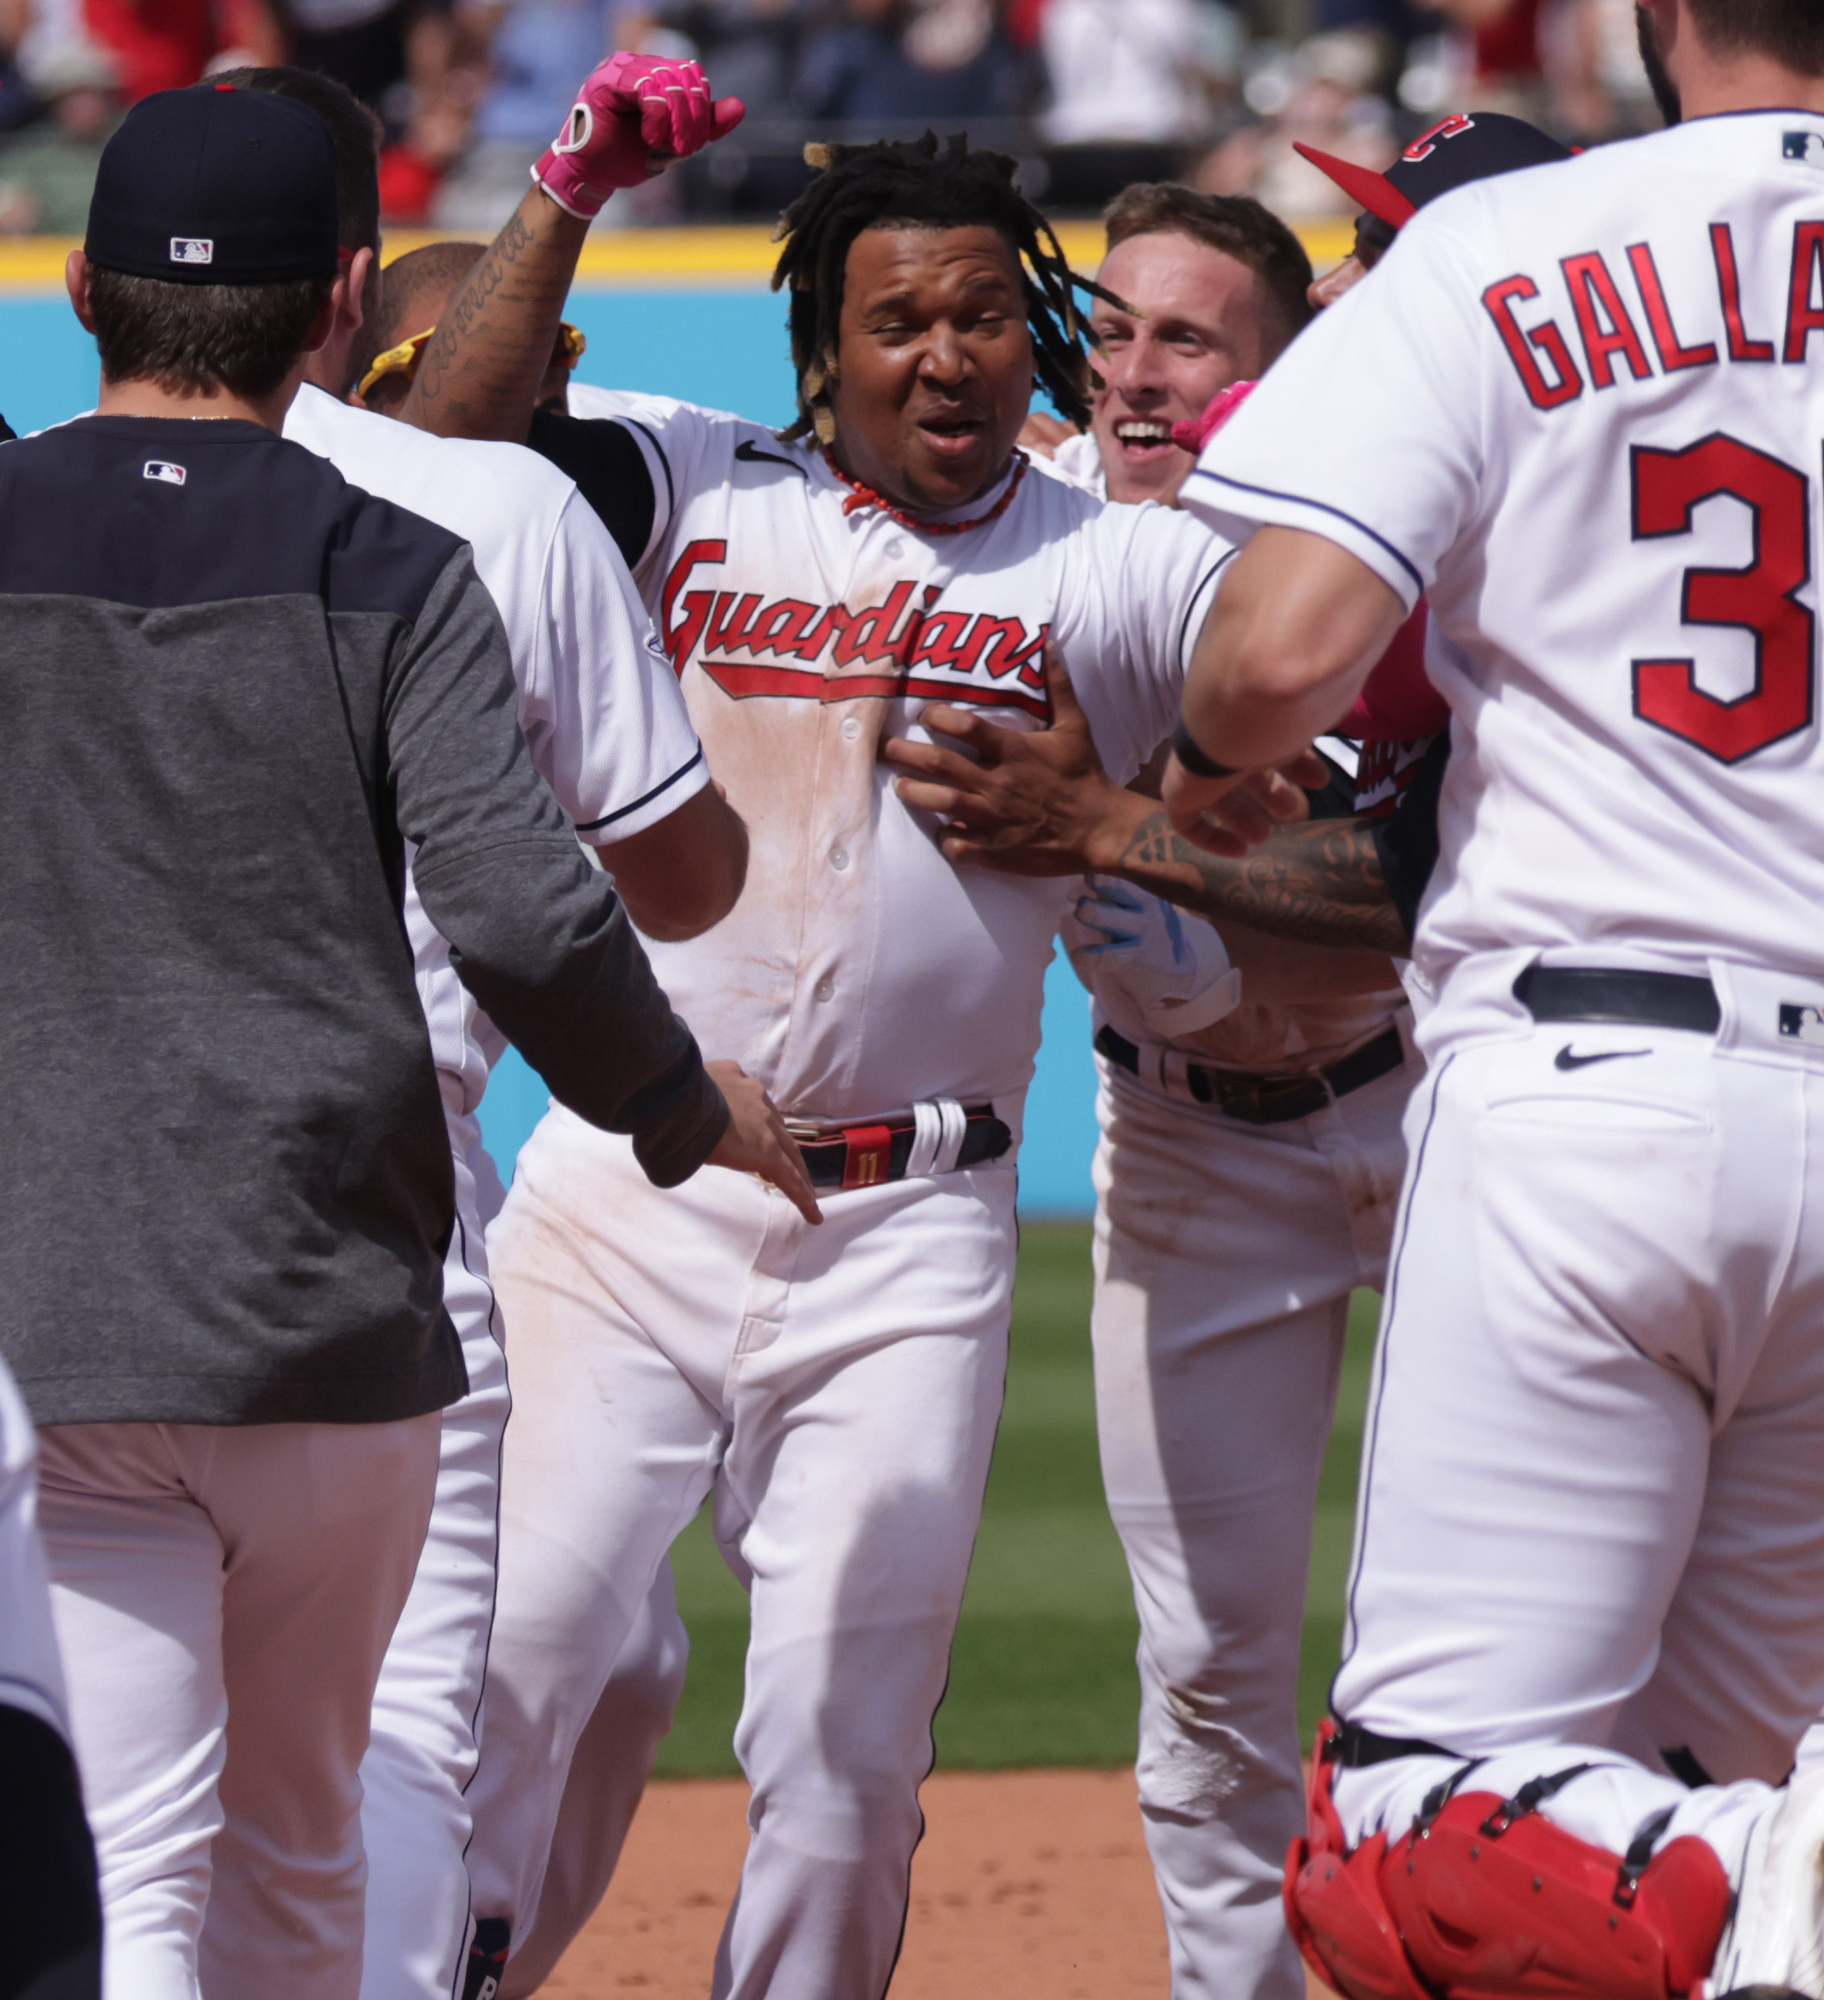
[1089,231,1279,506]
[827,223,1036,513]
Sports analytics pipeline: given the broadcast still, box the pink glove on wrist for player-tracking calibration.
[533,52,746,219]
[1170,378,1257,454]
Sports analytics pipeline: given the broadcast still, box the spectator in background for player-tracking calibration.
[279,0,485,219]
[79,0,278,98]
[0,35,117,231]
[1039,0,1235,147]
[1197,27,1392,220]
[796,0,1021,125]
[623,0,801,118]
[1414,0,1546,118]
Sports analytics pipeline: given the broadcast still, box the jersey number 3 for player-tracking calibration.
[1631,435,1815,763]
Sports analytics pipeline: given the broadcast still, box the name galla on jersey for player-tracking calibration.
[1481,202,1824,767]
[1485,213,1824,417]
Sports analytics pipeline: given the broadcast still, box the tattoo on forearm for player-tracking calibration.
[1117,811,1409,955]
[411,211,572,424]
[414,212,530,410]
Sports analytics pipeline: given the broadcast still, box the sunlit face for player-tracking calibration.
[828,224,1035,512]
[1307,214,1395,311]
[1088,231,1278,506]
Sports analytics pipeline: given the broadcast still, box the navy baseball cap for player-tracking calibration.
[85,85,340,286]
[1296,113,1572,232]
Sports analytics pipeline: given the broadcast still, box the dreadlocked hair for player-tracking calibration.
[770,132,1116,445]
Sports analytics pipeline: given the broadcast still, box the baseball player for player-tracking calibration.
[1167,0,1824,1993]
[879,139,1562,2000]
[221,66,774,2000]
[1001,182,1419,2000]
[11,81,792,2000]
[401,79,1320,1996]
[341,220,704,2000]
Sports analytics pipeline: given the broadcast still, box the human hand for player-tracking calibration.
[704,1060,821,1224]
[882,644,1140,876]
[534,52,746,217]
[1064,878,1242,1034]
[1160,746,1327,855]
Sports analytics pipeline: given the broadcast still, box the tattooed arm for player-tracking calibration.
[882,645,1412,956]
[401,189,588,442]
[1109,808,1408,956]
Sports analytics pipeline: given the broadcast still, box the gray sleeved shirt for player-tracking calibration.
[0,414,725,1427]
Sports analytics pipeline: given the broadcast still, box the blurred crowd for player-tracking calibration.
[0,0,1657,233]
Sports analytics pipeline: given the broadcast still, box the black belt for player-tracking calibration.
[1513,963,1719,1033]
[795,1105,1011,1190]
[1094,1022,1406,1125]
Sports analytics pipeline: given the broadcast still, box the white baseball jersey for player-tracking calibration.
[572,384,1231,1121]
[284,385,705,1111]
[1185,110,1824,1024]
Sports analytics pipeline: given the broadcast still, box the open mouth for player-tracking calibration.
[1111,418,1176,459]
[915,413,987,457]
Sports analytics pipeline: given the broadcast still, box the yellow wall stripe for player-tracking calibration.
[0,217,1356,293]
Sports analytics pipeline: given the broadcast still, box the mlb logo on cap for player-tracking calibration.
[85,89,338,287]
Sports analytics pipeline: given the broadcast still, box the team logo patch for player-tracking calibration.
[142,460,186,486]
[1778,1002,1824,1046]
[1783,132,1824,166]
[168,236,214,265]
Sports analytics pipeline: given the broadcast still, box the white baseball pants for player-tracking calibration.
[1330,962,1824,1887]
[499,1560,691,1997]
[1090,1041,1413,2000]
[37,1412,439,2000]
[358,1093,510,2000]
[465,1103,1015,2000]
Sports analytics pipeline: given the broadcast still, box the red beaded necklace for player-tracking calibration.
[824,448,1029,536]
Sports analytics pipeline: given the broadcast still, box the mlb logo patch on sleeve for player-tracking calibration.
[1783,132,1824,166]
[168,237,214,265]
[143,461,186,486]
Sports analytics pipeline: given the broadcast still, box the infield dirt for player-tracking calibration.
[541,1770,1338,1997]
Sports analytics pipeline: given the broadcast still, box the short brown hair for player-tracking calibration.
[1687,0,1824,73]
[1103,184,1314,361]
[88,268,330,398]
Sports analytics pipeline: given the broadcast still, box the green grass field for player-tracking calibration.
[654,1223,1380,1777]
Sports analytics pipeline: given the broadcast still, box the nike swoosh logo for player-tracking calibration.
[735,439,808,476]
[1554,1045,1651,1071]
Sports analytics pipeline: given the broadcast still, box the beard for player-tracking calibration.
[1636,5,1682,126]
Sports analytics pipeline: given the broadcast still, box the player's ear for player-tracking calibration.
[65,249,96,335]
[341,246,376,337]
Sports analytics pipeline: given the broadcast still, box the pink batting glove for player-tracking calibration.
[1170,378,1257,454]
[533,52,746,219]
